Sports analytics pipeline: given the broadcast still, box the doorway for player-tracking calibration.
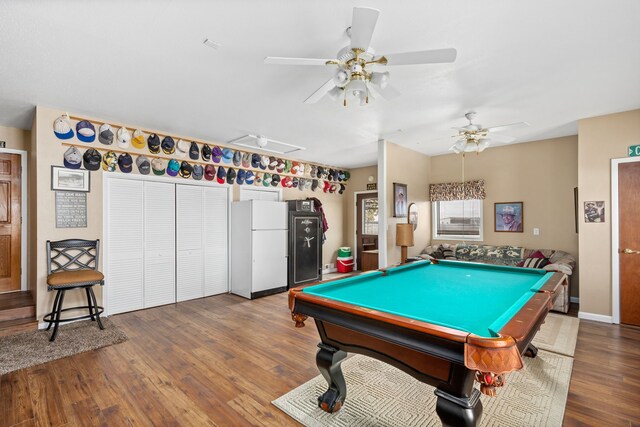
[355,192,378,271]
[0,152,22,293]
[612,157,640,326]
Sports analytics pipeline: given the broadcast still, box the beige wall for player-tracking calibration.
[578,109,640,317]
[430,136,579,296]
[385,142,432,265]
[0,125,30,151]
[33,106,350,317]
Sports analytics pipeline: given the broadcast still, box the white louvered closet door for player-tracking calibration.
[203,186,228,296]
[107,179,144,315]
[143,181,176,308]
[176,185,204,302]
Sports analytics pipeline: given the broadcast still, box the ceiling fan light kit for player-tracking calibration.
[264,7,457,107]
[450,112,529,155]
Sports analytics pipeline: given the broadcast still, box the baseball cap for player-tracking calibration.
[310,165,317,178]
[99,123,114,145]
[268,156,277,171]
[116,127,131,149]
[242,152,251,168]
[344,171,351,181]
[271,173,280,187]
[216,165,227,184]
[176,139,189,157]
[189,142,199,160]
[262,172,271,186]
[222,148,233,164]
[118,153,133,173]
[204,164,215,181]
[212,146,223,163]
[226,167,236,184]
[201,144,212,162]
[167,159,180,176]
[152,158,166,175]
[254,171,262,185]
[244,170,255,185]
[323,181,331,193]
[317,166,325,178]
[327,168,335,181]
[233,150,242,166]
[329,184,337,194]
[281,176,292,188]
[291,162,300,175]
[131,129,146,149]
[76,120,96,143]
[193,164,203,180]
[251,153,261,168]
[179,161,193,178]
[83,148,101,171]
[276,158,284,173]
[284,160,292,174]
[63,146,82,169]
[237,169,246,185]
[338,170,346,181]
[292,177,299,188]
[161,136,175,154]
[53,114,74,139]
[339,183,346,194]
[260,155,269,170]
[298,163,305,176]
[311,179,319,192]
[298,178,306,190]
[136,155,151,175]
[102,151,118,172]
[147,134,160,153]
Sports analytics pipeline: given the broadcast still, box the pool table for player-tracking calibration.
[288,259,566,427]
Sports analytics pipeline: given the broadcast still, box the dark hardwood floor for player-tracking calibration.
[1,294,639,426]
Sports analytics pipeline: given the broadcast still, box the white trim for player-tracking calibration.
[578,311,613,323]
[377,139,387,268]
[0,148,28,291]
[610,156,640,325]
[352,190,378,269]
[570,296,580,304]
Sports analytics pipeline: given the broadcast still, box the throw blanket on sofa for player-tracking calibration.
[454,244,525,265]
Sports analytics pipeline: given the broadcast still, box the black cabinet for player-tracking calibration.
[288,211,323,288]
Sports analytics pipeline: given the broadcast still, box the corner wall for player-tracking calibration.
[578,109,640,317]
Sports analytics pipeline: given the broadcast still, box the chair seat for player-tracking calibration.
[47,270,104,287]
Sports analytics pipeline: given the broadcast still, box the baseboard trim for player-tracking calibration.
[322,267,337,274]
[578,311,613,323]
[570,297,580,303]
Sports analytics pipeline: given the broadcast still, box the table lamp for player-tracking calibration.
[396,223,414,264]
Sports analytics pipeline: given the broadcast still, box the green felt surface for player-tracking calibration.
[303,260,552,338]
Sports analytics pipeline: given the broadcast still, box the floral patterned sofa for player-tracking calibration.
[420,243,575,313]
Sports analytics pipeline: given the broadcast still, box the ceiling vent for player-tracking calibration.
[227,134,305,154]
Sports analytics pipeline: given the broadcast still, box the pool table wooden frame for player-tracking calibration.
[288,262,566,427]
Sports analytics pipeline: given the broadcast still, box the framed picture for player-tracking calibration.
[584,201,605,223]
[495,202,523,232]
[408,202,418,230]
[51,166,90,192]
[393,183,408,218]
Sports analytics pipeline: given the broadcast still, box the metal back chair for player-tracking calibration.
[44,239,105,341]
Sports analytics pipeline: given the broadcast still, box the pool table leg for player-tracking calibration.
[435,366,483,427]
[525,343,538,358]
[316,343,348,413]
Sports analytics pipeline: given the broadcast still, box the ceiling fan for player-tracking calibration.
[450,112,529,154]
[264,7,457,106]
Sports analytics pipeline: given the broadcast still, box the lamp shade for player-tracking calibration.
[396,223,414,247]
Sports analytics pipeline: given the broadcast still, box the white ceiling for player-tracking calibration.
[1,0,639,168]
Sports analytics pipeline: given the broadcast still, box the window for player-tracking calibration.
[432,199,483,240]
[362,198,379,235]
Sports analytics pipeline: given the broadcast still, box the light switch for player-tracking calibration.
[533,227,540,236]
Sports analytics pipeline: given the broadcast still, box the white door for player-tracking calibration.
[144,181,176,308]
[251,230,287,292]
[176,185,204,302]
[107,179,144,314]
[203,186,228,296]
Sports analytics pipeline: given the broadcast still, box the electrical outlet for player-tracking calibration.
[533,227,540,236]
[324,264,330,270]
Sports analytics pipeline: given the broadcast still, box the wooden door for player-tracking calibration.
[0,153,21,293]
[356,193,378,271]
[619,161,640,326]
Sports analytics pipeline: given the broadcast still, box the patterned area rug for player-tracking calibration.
[273,350,573,427]
[531,313,580,357]
[0,318,127,375]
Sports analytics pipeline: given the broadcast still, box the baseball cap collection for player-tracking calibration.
[55,115,349,193]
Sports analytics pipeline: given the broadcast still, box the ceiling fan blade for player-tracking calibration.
[369,82,400,100]
[350,7,380,51]
[304,79,336,104]
[264,57,333,66]
[487,134,516,143]
[384,48,457,66]
[485,122,529,133]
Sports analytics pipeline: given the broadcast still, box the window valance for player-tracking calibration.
[429,179,485,202]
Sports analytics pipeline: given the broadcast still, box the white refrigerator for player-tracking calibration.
[231,200,288,299]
